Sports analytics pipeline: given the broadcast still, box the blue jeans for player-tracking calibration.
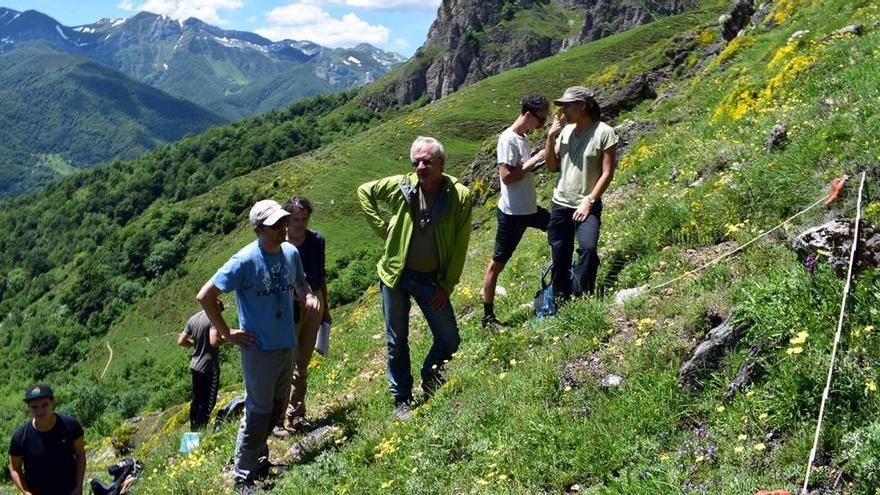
[234,347,294,482]
[380,269,460,400]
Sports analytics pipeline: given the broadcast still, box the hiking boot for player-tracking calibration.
[234,479,258,495]
[481,314,506,331]
[270,425,292,438]
[393,397,413,422]
[255,461,288,480]
[287,416,312,433]
[552,294,571,312]
[422,377,443,400]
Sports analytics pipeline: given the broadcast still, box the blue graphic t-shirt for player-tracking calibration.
[211,240,306,350]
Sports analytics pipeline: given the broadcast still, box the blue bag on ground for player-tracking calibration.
[533,263,556,319]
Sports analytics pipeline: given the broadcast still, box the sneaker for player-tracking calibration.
[393,397,413,422]
[270,425,292,438]
[287,416,312,433]
[481,314,506,331]
[234,479,258,495]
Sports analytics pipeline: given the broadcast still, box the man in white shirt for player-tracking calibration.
[481,94,550,329]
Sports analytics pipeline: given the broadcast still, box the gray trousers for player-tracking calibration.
[234,347,294,481]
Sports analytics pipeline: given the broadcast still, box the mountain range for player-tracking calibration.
[0,7,404,197]
[0,8,404,120]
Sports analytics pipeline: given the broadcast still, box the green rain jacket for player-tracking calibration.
[357,172,472,294]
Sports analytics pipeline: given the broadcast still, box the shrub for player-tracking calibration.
[841,421,880,493]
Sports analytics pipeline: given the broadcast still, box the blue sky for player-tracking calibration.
[2,0,441,56]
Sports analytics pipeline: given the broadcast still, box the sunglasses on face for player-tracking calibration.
[263,222,286,231]
[411,157,436,167]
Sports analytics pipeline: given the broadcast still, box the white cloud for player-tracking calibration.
[326,0,440,10]
[256,3,391,47]
[394,37,409,48]
[116,0,244,25]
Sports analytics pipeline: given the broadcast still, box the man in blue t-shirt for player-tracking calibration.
[9,384,86,495]
[197,199,321,493]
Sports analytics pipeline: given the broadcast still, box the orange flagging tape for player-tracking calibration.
[824,175,847,206]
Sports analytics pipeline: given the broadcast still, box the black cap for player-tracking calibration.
[24,384,54,403]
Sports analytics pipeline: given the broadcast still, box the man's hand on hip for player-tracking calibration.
[228,329,258,348]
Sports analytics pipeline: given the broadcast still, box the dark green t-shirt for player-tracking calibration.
[406,188,440,273]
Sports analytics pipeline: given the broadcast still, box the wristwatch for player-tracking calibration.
[586,194,596,204]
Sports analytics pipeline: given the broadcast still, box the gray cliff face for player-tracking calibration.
[561,0,695,48]
[387,0,696,107]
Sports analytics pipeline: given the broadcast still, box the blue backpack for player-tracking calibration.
[533,263,577,320]
[533,263,557,320]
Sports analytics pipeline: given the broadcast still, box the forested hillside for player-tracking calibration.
[0,88,392,448]
[0,42,226,197]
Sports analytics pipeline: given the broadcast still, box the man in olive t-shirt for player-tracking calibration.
[544,86,618,300]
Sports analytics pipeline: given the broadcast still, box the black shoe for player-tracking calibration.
[552,294,571,312]
[255,461,288,480]
[270,425,292,438]
[287,416,312,433]
[234,479,258,495]
[393,397,413,421]
[422,378,443,399]
[481,314,506,331]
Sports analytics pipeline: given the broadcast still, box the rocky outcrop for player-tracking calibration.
[765,123,788,152]
[720,0,756,41]
[792,219,880,276]
[562,0,696,49]
[379,0,697,109]
[679,316,748,392]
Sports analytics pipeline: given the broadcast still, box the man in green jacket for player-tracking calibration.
[358,136,472,421]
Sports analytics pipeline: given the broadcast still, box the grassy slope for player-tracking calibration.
[83,4,714,383]
[73,0,880,493]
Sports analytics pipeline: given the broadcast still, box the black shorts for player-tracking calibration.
[492,206,550,263]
